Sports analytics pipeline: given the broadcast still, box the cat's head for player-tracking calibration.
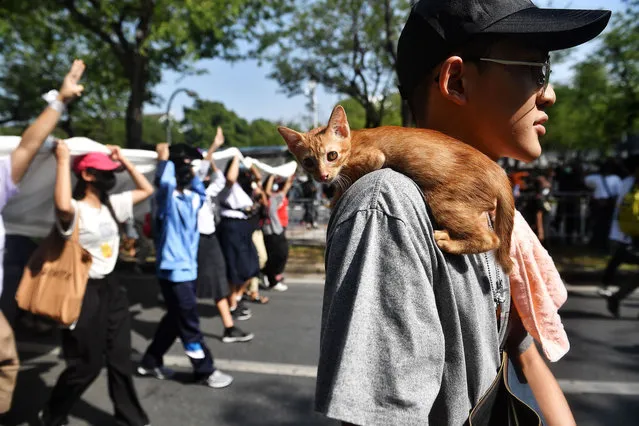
[278,105,351,184]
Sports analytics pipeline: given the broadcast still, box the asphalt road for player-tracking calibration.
[2,274,638,426]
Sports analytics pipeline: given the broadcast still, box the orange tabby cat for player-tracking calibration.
[278,105,515,273]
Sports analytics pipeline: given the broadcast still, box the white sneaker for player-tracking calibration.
[271,282,288,292]
[206,370,234,388]
[597,288,613,297]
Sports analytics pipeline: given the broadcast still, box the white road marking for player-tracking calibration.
[16,342,639,395]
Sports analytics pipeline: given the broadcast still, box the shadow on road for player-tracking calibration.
[0,362,114,426]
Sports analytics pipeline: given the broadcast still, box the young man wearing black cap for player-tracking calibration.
[315,1,611,425]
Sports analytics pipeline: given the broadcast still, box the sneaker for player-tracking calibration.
[205,370,234,388]
[39,411,68,426]
[597,287,613,297]
[271,282,289,292]
[237,300,252,316]
[231,307,252,321]
[607,296,620,318]
[136,365,175,380]
[222,326,255,343]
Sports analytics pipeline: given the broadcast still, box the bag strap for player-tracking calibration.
[103,196,126,236]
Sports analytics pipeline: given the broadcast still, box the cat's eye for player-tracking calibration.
[327,151,338,162]
[302,158,315,168]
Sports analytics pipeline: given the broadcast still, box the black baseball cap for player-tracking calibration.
[169,143,202,162]
[397,0,612,99]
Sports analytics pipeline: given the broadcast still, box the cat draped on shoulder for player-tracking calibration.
[278,105,515,273]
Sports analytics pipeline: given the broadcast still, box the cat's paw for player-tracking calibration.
[436,239,465,254]
[434,230,450,242]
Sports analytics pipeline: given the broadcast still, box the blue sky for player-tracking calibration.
[147,0,626,125]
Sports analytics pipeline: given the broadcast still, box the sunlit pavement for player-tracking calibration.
[3,276,639,426]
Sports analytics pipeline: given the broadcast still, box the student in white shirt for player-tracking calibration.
[584,160,622,250]
[216,156,260,320]
[41,141,154,426]
[196,128,254,343]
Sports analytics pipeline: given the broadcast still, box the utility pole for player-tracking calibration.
[306,80,319,129]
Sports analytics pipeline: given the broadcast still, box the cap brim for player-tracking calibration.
[482,8,611,51]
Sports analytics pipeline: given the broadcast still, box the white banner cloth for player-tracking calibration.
[0,136,296,238]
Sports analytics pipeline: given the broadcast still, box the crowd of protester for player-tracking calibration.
[0,61,295,423]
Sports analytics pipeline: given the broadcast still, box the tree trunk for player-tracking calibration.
[365,106,382,128]
[125,54,147,149]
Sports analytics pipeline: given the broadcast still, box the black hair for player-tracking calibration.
[408,34,508,120]
[72,167,120,226]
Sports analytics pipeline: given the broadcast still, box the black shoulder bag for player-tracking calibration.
[468,309,542,426]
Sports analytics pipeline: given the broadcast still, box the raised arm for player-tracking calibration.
[204,126,225,168]
[53,140,74,225]
[225,155,241,187]
[154,143,175,217]
[265,174,275,197]
[282,174,295,195]
[106,145,153,205]
[11,60,85,185]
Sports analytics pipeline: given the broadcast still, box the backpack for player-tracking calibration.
[618,184,639,236]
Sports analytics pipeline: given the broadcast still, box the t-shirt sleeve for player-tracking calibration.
[109,191,134,223]
[0,157,19,210]
[55,199,78,240]
[206,170,226,198]
[315,208,445,426]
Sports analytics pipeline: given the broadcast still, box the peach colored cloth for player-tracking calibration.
[509,211,569,362]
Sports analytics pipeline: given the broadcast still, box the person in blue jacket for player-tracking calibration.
[137,143,233,389]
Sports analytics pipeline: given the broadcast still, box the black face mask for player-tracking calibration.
[90,170,116,193]
[175,162,194,189]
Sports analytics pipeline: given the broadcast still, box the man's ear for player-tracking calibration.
[437,57,468,106]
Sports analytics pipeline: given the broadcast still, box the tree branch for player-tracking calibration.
[383,0,398,67]
[59,0,126,61]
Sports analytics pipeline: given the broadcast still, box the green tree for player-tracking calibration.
[253,0,411,128]
[0,5,128,136]
[180,99,290,148]
[338,93,403,129]
[545,1,638,151]
[0,0,282,148]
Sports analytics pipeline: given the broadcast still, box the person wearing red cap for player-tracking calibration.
[39,141,154,426]
[316,1,611,425]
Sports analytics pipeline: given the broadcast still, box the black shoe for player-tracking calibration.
[607,296,620,318]
[231,308,252,321]
[222,326,255,343]
[136,365,175,380]
[39,410,69,426]
[237,300,252,316]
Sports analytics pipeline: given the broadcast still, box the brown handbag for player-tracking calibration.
[15,217,92,327]
[0,312,19,414]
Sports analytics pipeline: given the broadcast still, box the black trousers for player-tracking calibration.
[603,241,639,302]
[43,278,148,426]
[262,233,289,286]
[141,280,214,381]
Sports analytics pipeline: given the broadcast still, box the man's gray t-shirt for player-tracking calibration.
[315,169,532,426]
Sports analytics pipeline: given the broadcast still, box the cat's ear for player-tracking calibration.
[327,105,350,140]
[278,127,304,150]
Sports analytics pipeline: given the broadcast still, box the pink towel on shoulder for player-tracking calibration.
[509,211,569,362]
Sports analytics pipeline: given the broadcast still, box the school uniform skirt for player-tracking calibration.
[217,217,260,285]
[196,233,230,301]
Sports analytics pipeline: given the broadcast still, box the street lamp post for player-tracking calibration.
[165,88,197,145]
